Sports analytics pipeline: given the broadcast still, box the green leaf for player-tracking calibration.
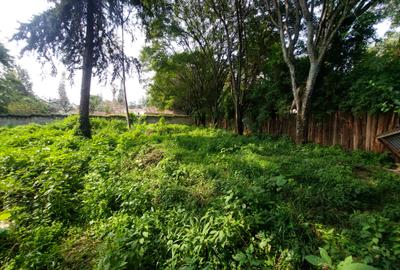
[319,248,332,266]
[341,263,378,270]
[233,252,247,263]
[274,175,287,187]
[338,256,353,269]
[305,255,325,266]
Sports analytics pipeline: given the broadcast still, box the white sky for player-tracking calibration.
[0,0,147,105]
[0,1,393,105]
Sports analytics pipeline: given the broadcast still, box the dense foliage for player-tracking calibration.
[142,49,226,125]
[12,0,138,81]
[0,70,51,115]
[0,118,399,269]
[146,29,400,131]
[0,43,13,69]
[342,34,400,114]
[142,0,400,137]
[0,42,50,115]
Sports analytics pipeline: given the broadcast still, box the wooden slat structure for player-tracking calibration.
[218,112,400,154]
[377,129,400,159]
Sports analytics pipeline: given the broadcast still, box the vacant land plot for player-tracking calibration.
[0,117,399,269]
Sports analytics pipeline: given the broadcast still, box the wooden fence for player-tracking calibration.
[260,112,400,153]
[220,112,400,154]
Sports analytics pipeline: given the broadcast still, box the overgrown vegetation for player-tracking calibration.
[0,117,399,269]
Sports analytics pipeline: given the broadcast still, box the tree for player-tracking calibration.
[342,33,400,113]
[121,12,131,129]
[117,80,125,105]
[150,0,268,132]
[384,0,400,27]
[15,66,33,94]
[111,83,118,103]
[0,70,50,114]
[0,42,51,114]
[13,0,139,138]
[245,40,292,132]
[209,0,268,134]
[89,95,103,113]
[264,0,378,143]
[309,10,382,115]
[144,49,224,125]
[58,72,72,113]
[138,96,147,108]
[173,0,229,126]
[142,0,229,125]
[0,42,13,72]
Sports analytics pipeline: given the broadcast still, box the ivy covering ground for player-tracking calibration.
[0,117,399,269]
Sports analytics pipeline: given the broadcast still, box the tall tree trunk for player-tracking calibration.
[235,100,244,135]
[296,62,320,143]
[286,61,305,144]
[201,113,206,127]
[79,0,95,138]
[121,6,131,129]
[295,113,307,144]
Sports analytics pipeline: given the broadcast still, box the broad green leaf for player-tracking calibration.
[319,248,332,266]
[233,252,247,263]
[274,175,287,187]
[338,256,354,268]
[305,255,325,266]
[342,263,378,270]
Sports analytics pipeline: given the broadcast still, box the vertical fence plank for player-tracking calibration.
[365,114,372,151]
[353,115,360,150]
[371,115,379,152]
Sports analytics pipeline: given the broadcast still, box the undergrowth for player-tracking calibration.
[0,116,399,269]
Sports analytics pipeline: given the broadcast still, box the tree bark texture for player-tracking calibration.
[79,0,95,138]
[295,113,307,144]
[296,62,321,143]
[235,99,244,135]
[121,13,131,129]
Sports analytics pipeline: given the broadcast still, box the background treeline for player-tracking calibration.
[2,0,400,140]
[0,43,75,115]
[142,0,400,136]
[0,43,50,114]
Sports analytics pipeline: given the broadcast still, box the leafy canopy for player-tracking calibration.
[13,0,138,81]
[0,42,13,70]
